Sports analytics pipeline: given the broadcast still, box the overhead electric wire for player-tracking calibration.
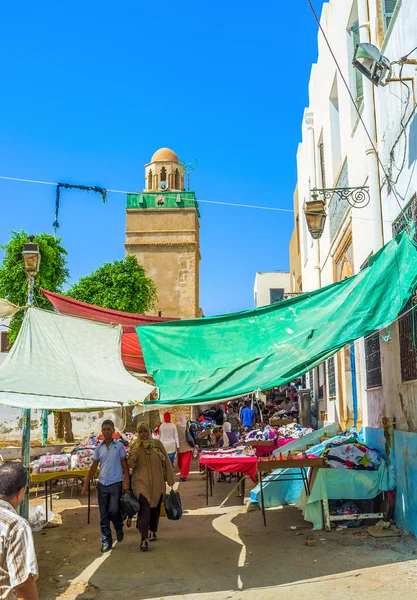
[0,174,294,214]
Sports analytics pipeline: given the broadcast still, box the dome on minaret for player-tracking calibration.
[151,148,179,162]
[145,147,184,191]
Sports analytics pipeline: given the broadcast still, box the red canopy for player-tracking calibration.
[41,289,177,372]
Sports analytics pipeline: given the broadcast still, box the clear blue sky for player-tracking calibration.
[0,0,325,316]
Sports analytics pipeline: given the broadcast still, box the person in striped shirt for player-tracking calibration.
[0,463,38,600]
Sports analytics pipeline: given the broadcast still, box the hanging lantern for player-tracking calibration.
[22,235,41,276]
[305,194,327,240]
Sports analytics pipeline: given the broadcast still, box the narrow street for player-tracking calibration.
[34,463,417,600]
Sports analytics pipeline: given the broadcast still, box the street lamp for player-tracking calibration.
[22,235,41,305]
[20,235,41,519]
[353,43,391,86]
[304,195,327,240]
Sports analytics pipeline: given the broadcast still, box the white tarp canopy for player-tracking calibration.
[0,307,154,410]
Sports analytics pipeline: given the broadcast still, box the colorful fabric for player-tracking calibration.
[323,442,383,471]
[138,230,417,405]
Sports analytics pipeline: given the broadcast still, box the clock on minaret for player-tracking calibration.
[125,148,201,319]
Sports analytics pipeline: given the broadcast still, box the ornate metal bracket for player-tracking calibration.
[311,186,370,208]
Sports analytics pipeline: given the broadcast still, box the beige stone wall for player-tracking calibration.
[125,208,200,319]
[289,185,302,293]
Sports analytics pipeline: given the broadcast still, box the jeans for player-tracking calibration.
[168,452,176,465]
[136,494,163,541]
[97,481,123,543]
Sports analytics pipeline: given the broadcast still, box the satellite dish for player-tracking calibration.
[158,181,168,191]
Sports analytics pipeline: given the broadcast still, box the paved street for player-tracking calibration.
[33,463,417,600]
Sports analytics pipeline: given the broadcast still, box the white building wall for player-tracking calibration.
[254,272,291,307]
[295,0,417,429]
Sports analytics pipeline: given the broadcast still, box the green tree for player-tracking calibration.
[67,255,157,313]
[0,230,69,343]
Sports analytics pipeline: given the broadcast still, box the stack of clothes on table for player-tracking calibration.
[321,432,383,471]
[277,422,313,439]
[70,448,95,470]
[245,426,278,441]
[33,454,71,474]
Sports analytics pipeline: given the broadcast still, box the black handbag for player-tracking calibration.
[164,489,182,520]
[121,490,140,519]
[185,424,196,448]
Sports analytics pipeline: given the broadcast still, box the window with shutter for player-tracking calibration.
[351,24,363,106]
[327,356,336,399]
[269,288,284,304]
[383,0,398,31]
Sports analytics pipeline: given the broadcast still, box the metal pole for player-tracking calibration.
[20,275,34,519]
[41,410,48,445]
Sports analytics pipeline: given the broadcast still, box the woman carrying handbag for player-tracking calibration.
[127,422,174,552]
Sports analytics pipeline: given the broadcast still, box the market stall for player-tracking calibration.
[31,469,93,523]
[200,449,258,506]
[258,457,325,526]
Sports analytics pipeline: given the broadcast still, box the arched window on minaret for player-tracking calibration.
[160,167,167,183]
[148,170,153,190]
[174,169,180,190]
[154,173,159,189]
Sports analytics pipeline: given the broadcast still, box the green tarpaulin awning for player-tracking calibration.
[137,230,417,406]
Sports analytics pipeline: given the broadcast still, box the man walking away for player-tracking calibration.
[0,463,39,600]
[241,401,255,431]
[81,420,130,552]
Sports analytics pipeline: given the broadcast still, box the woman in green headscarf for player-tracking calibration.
[127,422,174,551]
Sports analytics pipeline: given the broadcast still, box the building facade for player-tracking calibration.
[125,148,201,319]
[291,0,417,534]
[254,271,291,308]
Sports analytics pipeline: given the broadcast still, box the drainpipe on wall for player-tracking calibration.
[305,111,322,290]
[305,111,321,424]
[357,0,384,250]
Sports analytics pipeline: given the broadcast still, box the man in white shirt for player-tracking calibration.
[0,463,39,600]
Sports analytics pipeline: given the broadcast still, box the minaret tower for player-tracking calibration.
[125,148,201,319]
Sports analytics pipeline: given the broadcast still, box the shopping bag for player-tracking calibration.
[121,490,140,519]
[160,502,167,518]
[164,489,182,520]
[186,425,196,448]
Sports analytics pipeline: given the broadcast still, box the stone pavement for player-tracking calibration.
[32,464,417,600]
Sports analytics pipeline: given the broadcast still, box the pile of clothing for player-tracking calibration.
[70,448,95,470]
[33,454,70,474]
[277,423,313,439]
[322,434,383,470]
[245,426,278,442]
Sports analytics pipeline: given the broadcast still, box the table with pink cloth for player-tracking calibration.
[249,438,297,457]
[200,454,258,506]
